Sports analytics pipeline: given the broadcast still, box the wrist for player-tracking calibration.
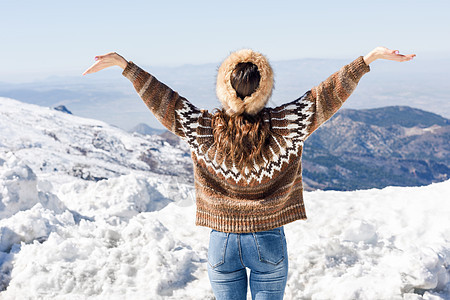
[114,53,128,70]
[363,51,378,65]
[118,58,128,70]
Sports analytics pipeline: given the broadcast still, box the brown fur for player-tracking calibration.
[216,49,274,116]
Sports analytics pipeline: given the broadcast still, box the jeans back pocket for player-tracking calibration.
[208,230,229,268]
[252,228,285,265]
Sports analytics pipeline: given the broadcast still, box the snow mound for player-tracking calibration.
[0,153,67,219]
[284,181,450,300]
[341,219,378,244]
[57,174,174,220]
[2,214,200,299]
[0,203,74,252]
[1,154,39,219]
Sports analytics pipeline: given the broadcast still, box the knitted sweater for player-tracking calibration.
[122,56,370,233]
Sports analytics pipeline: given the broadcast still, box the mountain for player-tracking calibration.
[338,106,450,128]
[130,106,449,191]
[1,96,448,192]
[0,97,193,186]
[129,123,166,136]
[302,106,450,190]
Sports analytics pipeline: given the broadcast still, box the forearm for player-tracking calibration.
[307,56,370,135]
[122,61,202,138]
[312,56,370,110]
[122,62,179,130]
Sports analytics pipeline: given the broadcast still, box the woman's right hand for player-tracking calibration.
[82,52,128,76]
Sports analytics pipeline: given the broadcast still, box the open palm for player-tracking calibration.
[82,52,128,76]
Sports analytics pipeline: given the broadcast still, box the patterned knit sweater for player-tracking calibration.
[122,56,370,233]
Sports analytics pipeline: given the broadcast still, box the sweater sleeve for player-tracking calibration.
[269,56,370,141]
[122,61,203,141]
[307,56,370,137]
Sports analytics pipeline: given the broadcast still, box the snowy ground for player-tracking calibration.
[1,97,449,299]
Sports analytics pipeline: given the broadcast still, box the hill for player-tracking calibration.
[302,106,450,190]
[130,105,449,191]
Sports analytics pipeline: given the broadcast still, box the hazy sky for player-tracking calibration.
[1,0,449,82]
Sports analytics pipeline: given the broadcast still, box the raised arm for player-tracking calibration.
[270,47,415,141]
[306,55,370,135]
[308,47,415,135]
[83,52,203,140]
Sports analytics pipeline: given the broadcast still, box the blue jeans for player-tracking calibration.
[207,227,288,300]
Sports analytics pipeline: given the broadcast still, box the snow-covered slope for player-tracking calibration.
[0,97,193,181]
[0,97,449,299]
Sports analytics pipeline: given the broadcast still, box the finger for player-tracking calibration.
[82,61,102,75]
[96,52,117,60]
[95,55,107,61]
[387,50,415,61]
[82,67,94,76]
[396,55,410,62]
[392,51,415,58]
[82,58,117,75]
[395,54,415,62]
[82,66,93,76]
[93,53,109,61]
[399,54,415,60]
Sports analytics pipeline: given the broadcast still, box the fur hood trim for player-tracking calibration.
[216,49,274,116]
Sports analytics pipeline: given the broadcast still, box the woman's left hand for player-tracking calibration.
[363,47,416,65]
[82,52,128,76]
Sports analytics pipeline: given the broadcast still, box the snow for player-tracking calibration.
[0,97,449,299]
[284,184,450,300]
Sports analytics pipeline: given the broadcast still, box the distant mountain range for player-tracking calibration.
[132,106,449,191]
[129,123,166,136]
[302,106,449,190]
[1,57,449,131]
[1,97,448,191]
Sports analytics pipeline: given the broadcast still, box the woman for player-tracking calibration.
[83,47,415,300]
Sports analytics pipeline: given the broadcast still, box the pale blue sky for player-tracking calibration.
[1,0,449,82]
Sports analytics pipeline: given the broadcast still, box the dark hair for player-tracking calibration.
[231,62,261,100]
[211,108,271,176]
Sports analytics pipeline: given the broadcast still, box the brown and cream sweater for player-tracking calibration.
[122,56,370,233]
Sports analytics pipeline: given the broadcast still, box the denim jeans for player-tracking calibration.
[207,226,288,300]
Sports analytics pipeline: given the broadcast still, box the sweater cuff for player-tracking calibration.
[349,56,371,80]
[122,61,141,82]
